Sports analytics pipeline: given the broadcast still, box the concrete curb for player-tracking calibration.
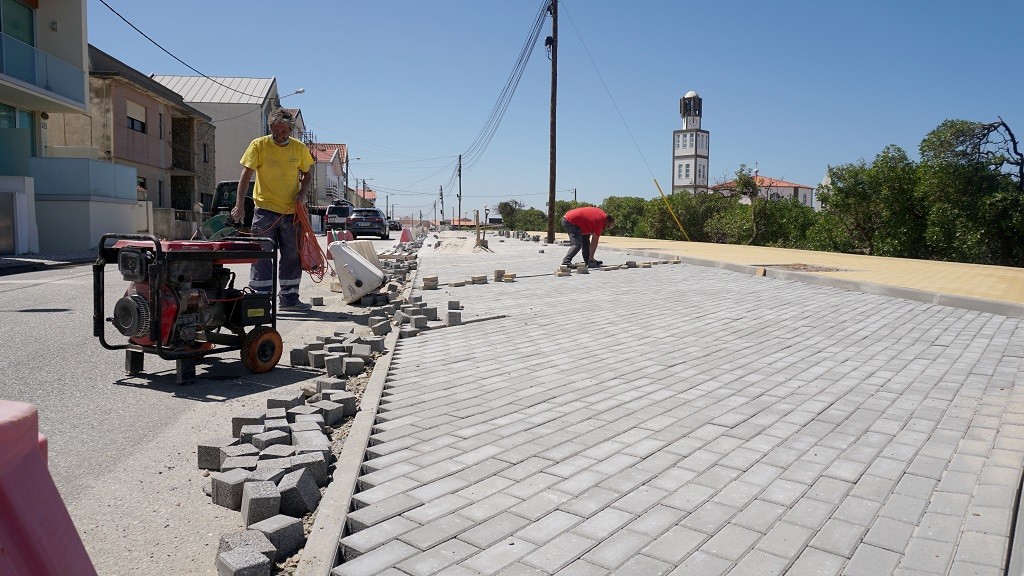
[295,243,421,576]
[608,247,1024,319]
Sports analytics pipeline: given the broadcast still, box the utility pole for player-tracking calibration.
[545,0,558,244]
[457,154,463,229]
[573,188,576,202]
[433,201,437,226]
[439,185,444,225]
[385,194,389,217]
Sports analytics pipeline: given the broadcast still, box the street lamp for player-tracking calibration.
[483,204,490,241]
[273,87,305,108]
[343,156,361,204]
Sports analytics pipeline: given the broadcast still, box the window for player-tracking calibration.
[674,134,681,149]
[689,133,695,147]
[685,163,691,179]
[203,143,208,163]
[127,100,146,133]
[158,113,163,140]
[1,0,34,45]
[676,163,683,179]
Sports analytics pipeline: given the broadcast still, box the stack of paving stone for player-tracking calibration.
[199,321,384,575]
[201,383,356,575]
[366,294,445,338]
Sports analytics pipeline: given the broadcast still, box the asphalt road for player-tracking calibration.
[0,235,394,575]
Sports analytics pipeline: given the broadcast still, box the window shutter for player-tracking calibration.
[127,100,146,122]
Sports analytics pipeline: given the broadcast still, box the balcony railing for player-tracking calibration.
[0,32,85,106]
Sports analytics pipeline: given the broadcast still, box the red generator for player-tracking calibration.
[93,233,282,384]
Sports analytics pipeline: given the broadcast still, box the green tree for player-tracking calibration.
[816,161,880,254]
[496,200,525,228]
[600,196,647,237]
[868,145,923,258]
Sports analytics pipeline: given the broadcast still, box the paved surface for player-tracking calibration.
[326,232,1024,576]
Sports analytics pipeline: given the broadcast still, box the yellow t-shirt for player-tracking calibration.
[240,136,315,215]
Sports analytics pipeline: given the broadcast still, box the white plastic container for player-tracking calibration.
[327,241,386,304]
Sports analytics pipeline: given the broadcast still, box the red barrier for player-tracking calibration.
[0,401,97,576]
[326,229,335,243]
[341,230,354,241]
[399,228,413,243]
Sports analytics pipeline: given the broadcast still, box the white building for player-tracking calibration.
[671,90,710,194]
[712,174,817,209]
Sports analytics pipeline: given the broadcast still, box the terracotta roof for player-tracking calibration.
[356,187,376,202]
[310,143,347,163]
[712,175,812,190]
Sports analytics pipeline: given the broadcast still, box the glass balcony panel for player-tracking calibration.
[1,33,85,106]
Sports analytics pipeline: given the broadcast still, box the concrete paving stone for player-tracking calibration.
[294,412,326,429]
[249,514,305,562]
[698,524,762,563]
[755,521,815,559]
[347,494,424,532]
[218,529,277,563]
[239,425,265,445]
[221,443,259,467]
[785,546,845,576]
[232,411,266,437]
[569,508,636,542]
[458,492,522,524]
[581,528,653,570]
[514,510,583,545]
[278,468,321,517]
[241,481,280,528]
[215,546,272,576]
[665,550,732,576]
[954,532,1008,568]
[352,476,420,509]
[847,474,898,504]
[267,390,305,410]
[198,436,238,471]
[246,468,287,485]
[728,548,790,576]
[289,420,323,436]
[330,540,419,576]
[900,536,955,573]
[340,516,420,559]
[252,430,289,450]
[262,419,289,436]
[880,493,931,524]
[520,531,600,573]
[210,467,250,506]
[259,443,294,460]
[395,539,480,576]
[510,489,574,522]
[808,518,868,558]
[310,399,345,426]
[559,486,622,517]
[222,455,260,472]
[964,505,1012,535]
[843,541,901,573]
[459,511,533,549]
[398,513,476,550]
[782,497,836,530]
[460,537,537,575]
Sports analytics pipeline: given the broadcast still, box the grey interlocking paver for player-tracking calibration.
[324,234,1024,575]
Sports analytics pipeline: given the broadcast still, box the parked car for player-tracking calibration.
[326,202,353,230]
[347,208,390,239]
[210,180,255,229]
[388,219,403,231]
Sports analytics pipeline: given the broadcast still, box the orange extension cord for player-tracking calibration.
[294,202,333,283]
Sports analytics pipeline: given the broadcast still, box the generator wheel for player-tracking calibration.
[240,326,283,374]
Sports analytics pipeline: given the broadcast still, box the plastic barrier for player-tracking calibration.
[0,401,97,575]
[327,241,386,304]
[399,227,413,243]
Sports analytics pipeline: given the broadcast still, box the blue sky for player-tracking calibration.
[87,0,1023,220]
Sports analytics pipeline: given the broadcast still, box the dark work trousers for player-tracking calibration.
[561,216,591,265]
[249,207,302,306]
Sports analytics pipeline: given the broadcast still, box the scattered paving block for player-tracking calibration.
[264,419,289,435]
[306,340,327,350]
[307,350,327,369]
[215,546,272,576]
[198,436,237,471]
[343,357,366,376]
[362,337,386,353]
[447,311,462,326]
[349,343,373,360]
[287,405,319,423]
[409,315,428,328]
[324,344,346,355]
[221,444,259,467]
[252,430,290,450]
[310,400,345,426]
[255,458,293,473]
[246,468,288,485]
[267,391,304,411]
[278,468,322,517]
[423,307,438,321]
[211,469,250,510]
[259,444,295,460]
[324,355,345,378]
[221,456,260,472]
[264,408,286,420]
[218,530,277,563]
[447,300,461,310]
[232,412,265,438]
[334,326,354,336]
[359,295,376,306]
[289,420,323,435]
[323,390,357,416]
[370,321,391,336]
[366,314,387,327]
[294,413,326,430]
[239,425,265,445]
[315,376,347,393]
[309,296,324,306]
[291,452,329,488]
[241,481,281,528]
[248,515,305,562]
[288,348,308,366]
[392,311,410,326]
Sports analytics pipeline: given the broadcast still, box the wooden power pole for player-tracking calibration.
[546,0,558,243]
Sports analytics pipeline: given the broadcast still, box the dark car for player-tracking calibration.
[347,208,390,239]
[210,180,255,229]
[326,202,353,230]
[388,219,402,231]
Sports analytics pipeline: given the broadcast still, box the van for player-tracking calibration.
[326,202,353,230]
[210,181,255,229]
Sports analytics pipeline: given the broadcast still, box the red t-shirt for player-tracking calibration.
[564,207,608,236]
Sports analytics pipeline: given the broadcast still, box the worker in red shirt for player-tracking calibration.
[561,206,615,268]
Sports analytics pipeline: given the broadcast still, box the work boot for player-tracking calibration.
[280,300,312,311]
[586,260,602,268]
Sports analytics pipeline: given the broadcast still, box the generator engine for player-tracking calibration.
[94,235,282,384]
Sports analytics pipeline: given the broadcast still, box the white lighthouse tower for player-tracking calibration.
[672,90,709,194]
